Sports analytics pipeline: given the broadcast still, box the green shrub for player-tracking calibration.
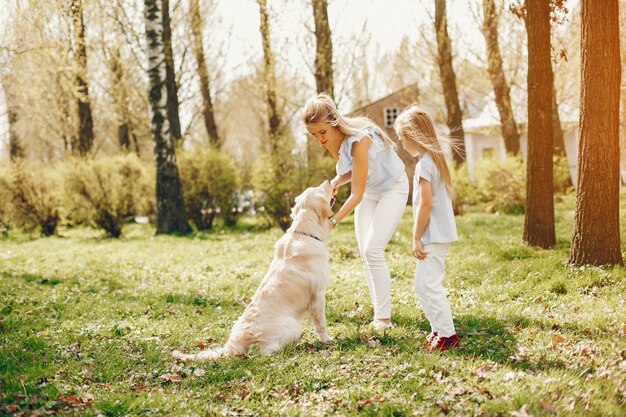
[177,149,240,230]
[0,160,63,236]
[553,154,574,194]
[252,147,309,231]
[450,162,478,215]
[63,154,153,238]
[475,154,526,214]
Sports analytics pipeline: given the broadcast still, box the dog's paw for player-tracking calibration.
[319,334,333,343]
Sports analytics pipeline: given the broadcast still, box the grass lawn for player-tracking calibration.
[1,192,625,416]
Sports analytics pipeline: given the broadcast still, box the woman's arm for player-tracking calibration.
[330,137,370,225]
[413,178,432,258]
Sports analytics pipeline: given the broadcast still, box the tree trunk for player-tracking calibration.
[144,0,191,235]
[570,0,622,266]
[1,77,23,161]
[258,0,281,152]
[312,0,334,98]
[162,0,182,146]
[71,0,94,155]
[434,0,465,163]
[482,0,520,155]
[552,87,566,155]
[523,0,556,249]
[190,0,220,147]
[109,46,132,152]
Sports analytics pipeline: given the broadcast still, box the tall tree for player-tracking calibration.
[434,0,466,163]
[190,0,220,147]
[523,0,555,249]
[257,0,281,151]
[144,0,191,235]
[551,86,566,155]
[482,0,520,155]
[71,0,95,155]
[570,0,622,266]
[0,75,23,160]
[162,0,182,146]
[108,45,134,153]
[311,0,334,98]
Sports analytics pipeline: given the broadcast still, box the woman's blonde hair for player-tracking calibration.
[394,105,453,196]
[301,93,396,148]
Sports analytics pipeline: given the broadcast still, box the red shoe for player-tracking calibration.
[422,331,438,345]
[425,334,460,352]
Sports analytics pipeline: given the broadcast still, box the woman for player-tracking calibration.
[301,93,408,330]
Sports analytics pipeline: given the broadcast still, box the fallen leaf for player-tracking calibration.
[436,401,451,414]
[6,404,18,412]
[551,333,566,348]
[195,341,210,349]
[539,399,556,414]
[355,395,384,409]
[193,368,206,377]
[159,373,182,382]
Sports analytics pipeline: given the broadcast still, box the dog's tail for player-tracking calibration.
[172,347,224,361]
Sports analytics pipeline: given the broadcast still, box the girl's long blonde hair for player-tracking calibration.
[300,93,396,148]
[394,105,453,196]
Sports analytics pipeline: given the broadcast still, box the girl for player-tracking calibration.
[301,93,409,330]
[394,105,460,351]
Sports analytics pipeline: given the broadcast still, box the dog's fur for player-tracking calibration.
[172,181,334,361]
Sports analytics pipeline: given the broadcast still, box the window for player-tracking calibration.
[384,107,398,128]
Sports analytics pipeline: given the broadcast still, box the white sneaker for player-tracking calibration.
[370,319,395,331]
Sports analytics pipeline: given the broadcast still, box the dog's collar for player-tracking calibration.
[294,230,323,242]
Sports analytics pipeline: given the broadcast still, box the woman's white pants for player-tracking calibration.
[354,175,409,319]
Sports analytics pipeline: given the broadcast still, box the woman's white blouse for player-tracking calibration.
[336,127,406,194]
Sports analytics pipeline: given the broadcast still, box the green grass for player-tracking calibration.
[1,193,625,416]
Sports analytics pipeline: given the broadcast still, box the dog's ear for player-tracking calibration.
[290,191,308,219]
[314,193,333,221]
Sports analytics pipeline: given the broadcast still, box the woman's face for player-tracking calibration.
[306,122,344,146]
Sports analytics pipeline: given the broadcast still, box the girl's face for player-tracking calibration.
[399,134,421,157]
[306,122,344,146]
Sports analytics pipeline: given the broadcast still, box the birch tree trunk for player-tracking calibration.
[190,0,220,147]
[523,0,555,249]
[482,0,520,155]
[434,0,466,163]
[144,0,191,235]
[109,45,133,152]
[570,0,622,266]
[71,0,94,155]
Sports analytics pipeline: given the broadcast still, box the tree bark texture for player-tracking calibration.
[71,0,94,155]
[312,0,334,98]
[144,0,191,235]
[434,0,466,163]
[162,0,182,146]
[482,0,520,155]
[523,0,556,249]
[258,0,281,152]
[570,0,623,266]
[190,0,220,147]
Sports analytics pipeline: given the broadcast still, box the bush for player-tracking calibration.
[450,162,478,215]
[0,160,63,236]
[63,154,154,237]
[553,154,574,194]
[252,147,308,231]
[177,149,240,230]
[475,154,526,214]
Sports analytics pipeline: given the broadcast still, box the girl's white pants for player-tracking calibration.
[414,242,456,337]
[354,175,409,319]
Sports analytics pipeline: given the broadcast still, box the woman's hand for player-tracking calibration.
[413,237,427,260]
[330,178,341,196]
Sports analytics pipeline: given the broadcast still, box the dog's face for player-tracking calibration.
[291,181,334,221]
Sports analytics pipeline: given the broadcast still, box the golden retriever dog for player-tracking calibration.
[172,181,334,361]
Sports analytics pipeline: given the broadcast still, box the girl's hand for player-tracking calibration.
[330,178,341,196]
[413,238,427,260]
